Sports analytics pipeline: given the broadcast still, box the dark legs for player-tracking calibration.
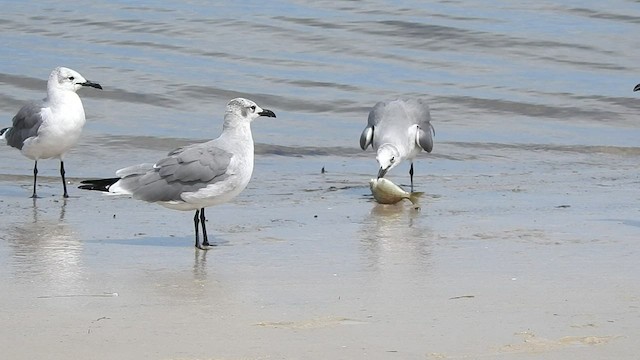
[194,210,200,248]
[60,160,69,198]
[29,160,69,198]
[194,207,210,249]
[200,208,209,247]
[409,162,414,192]
[31,161,39,198]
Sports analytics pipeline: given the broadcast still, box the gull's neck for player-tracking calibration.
[47,87,82,111]
[221,117,254,145]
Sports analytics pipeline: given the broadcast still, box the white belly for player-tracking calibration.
[21,107,86,160]
[22,127,83,160]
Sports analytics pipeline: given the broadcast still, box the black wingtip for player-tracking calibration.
[79,177,120,192]
[634,83,640,92]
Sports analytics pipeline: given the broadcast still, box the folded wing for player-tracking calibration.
[117,143,233,203]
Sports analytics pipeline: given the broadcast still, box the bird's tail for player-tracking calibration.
[408,191,424,205]
[79,177,120,192]
[0,127,9,140]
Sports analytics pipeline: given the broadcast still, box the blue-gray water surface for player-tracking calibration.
[1,0,640,155]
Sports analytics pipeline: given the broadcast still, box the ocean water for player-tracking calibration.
[1,0,639,157]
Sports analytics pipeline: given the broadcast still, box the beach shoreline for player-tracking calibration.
[0,148,638,359]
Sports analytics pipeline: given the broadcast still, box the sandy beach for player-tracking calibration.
[0,139,638,359]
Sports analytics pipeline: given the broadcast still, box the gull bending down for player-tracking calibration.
[1,67,102,198]
[360,98,435,192]
[79,98,276,250]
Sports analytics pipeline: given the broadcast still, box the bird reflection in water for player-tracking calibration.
[359,204,433,274]
[193,248,209,281]
[5,198,85,293]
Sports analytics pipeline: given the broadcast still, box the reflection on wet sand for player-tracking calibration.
[140,249,223,305]
[193,249,208,281]
[4,199,85,293]
[359,203,433,274]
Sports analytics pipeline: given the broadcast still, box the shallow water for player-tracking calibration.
[2,1,640,149]
[1,1,640,359]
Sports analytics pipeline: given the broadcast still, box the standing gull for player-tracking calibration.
[359,98,435,191]
[0,67,102,198]
[79,98,276,250]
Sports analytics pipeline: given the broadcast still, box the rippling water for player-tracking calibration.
[2,1,640,157]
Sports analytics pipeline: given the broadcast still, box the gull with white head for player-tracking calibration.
[1,67,102,198]
[360,98,435,192]
[79,98,276,250]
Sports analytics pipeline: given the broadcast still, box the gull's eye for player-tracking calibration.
[68,76,75,81]
[250,105,256,112]
[390,157,395,163]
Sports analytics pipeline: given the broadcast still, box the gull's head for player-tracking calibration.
[225,98,276,124]
[49,67,102,93]
[376,143,400,178]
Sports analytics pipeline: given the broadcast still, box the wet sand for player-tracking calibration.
[0,140,639,359]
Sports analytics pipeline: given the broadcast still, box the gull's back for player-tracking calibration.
[114,140,235,205]
[365,98,432,150]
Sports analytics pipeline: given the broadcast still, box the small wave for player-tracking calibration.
[85,135,640,159]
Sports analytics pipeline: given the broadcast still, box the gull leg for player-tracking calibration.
[194,209,201,248]
[200,208,210,247]
[60,160,69,198]
[194,208,211,250]
[409,162,414,192]
[31,161,39,198]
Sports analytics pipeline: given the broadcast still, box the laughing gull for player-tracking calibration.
[79,98,276,250]
[0,67,102,198]
[359,98,435,192]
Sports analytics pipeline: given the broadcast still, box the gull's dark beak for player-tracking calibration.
[634,83,640,92]
[377,166,389,179]
[82,80,103,90]
[258,109,276,118]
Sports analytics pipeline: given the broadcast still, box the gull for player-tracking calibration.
[79,98,276,250]
[0,67,102,198]
[359,98,435,192]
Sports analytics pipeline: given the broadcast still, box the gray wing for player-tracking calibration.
[119,143,233,203]
[5,101,44,149]
[115,163,155,178]
[359,101,387,150]
[365,99,435,152]
[366,101,387,127]
[417,124,434,153]
[403,99,435,153]
[359,125,374,150]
